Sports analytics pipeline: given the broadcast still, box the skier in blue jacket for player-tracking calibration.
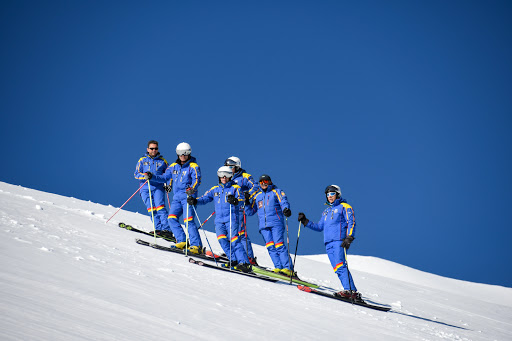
[298,185,361,301]
[224,156,258,265]
[187,166,252,273]
[133,140,173,238]
[151,142,202,254]
[245,174,293,276]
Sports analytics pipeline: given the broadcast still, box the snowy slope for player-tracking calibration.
[1,181,511,341]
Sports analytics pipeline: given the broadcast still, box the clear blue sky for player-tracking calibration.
[1,1,511,287]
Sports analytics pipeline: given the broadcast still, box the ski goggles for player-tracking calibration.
[259,179,271,185]
[217,171,232,178]
[326,192,337,197]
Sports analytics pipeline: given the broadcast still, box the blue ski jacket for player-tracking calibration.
[231,169,258,197]
[196,181,243,224]
[305,198,356,244]
[152,156,201,199]
[245,184,290,229]
[134,153,169,189]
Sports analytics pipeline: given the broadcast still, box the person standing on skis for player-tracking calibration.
[245,174,294,276]
[133,140,173,239]
[297,185,361,301]
[187,166,252,273]
[151,142,202,254]
[224,156,259,265]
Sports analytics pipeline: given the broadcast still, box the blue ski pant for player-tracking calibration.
[216,221,249,264]
[140,186,171,231]
[326,240,357,291]
[237,208,254,259]
[260,224,291,270]
[168,196,202,247]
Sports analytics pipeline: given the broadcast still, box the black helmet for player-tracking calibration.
[259,174,272,184]
[325,185,341,199]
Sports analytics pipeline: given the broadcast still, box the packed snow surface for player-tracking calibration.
[1,181,511,340]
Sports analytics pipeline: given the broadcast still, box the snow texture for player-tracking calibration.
[1,181,511,340]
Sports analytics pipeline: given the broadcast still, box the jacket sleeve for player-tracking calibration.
[245,174,259,196]
[244,196,258,216]
[151,165,173,184]
[344,206,356,238]
[189,164,201,192]
[134,157,147,180]
[196,187,215,205]
[273,189,290,211]
[305,213,325,232]
[235,187,244,204]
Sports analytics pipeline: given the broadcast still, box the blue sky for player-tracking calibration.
[1,1,511,287]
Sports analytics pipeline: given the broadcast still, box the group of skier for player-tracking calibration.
[134,140,360,299]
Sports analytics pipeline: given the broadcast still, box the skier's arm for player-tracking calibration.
[344,206,356,238]
[305,213,325,232]
[189,164,201,193]
[134,157,147,180]
[244,197,257,216]
[196,187,215,205]
[151,165,173,184]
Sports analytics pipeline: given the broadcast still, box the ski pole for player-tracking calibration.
[285,217,293,283]
[291,221,302,284]
[147,182,157,242]
[185,201,190,257]
[199,211,215,229]
[243,209,249,260]
[106,180,148,223]
[229,203,232,269]
[192,206,218,266]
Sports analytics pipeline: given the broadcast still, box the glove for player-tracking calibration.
[341,236,355,250]
[298,212,309,226]
[163,184,172,193]
[244,191,251,205]
[283,207,291,217]
[187,196,197,206]
[144,172,153,180]
[186,187,195,196]
[227,194,238,206]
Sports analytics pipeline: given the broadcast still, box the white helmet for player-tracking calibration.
[224,156,241,170]
[325,184,342,199]
[217,166,233,181]
[176,142,192,156]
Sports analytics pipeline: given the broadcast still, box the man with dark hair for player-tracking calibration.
[134,140,173,239]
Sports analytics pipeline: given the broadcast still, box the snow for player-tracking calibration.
[1,181,511,341]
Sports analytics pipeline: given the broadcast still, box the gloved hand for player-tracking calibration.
[244,191,251,205]
[187,196,197,206]
[227,194,238,206]
[341,236,355,250]
[283,207,291,217]
[186,187,195,196]
[298,212,309,226]
[163,184,172,193]
[144,172,153,180]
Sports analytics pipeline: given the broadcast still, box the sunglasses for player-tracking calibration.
[149,147,158,150]
[326,192,337,197]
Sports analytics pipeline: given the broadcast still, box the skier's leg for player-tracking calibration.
[168,198,186,242]
[272,224,291,269]
[260,227,282,269]
[326,241,357,291]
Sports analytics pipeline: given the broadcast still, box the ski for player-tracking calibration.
[135,238,228,263]
[251,266,320,288]
[188,258,279,283]
[297,285,391,312]
[119,222,176,243]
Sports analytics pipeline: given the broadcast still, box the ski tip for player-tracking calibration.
[118,222,124,227]
[297,285,313,293]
